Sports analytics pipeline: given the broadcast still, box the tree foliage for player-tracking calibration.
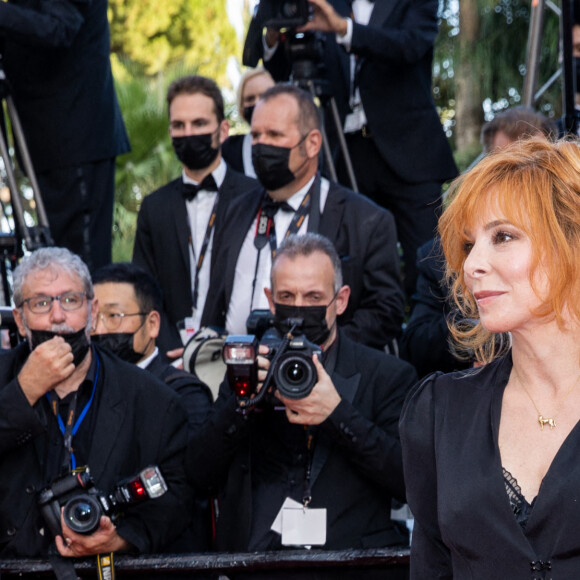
[434,0,561,166]
[108,0,240,83]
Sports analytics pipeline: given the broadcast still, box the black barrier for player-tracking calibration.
[0,547,410,577]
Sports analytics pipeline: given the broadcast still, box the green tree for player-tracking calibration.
[434,0,561,168]
[108,0,240,84]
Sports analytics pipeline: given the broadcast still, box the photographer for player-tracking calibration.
[188,233,417,579]
[0,247,191,560]
[252,0,458,298]
[204,84,405,350]
[0,0,130,271]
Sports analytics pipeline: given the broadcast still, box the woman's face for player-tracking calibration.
[463,207,547,334]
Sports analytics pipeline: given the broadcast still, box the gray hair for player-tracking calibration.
[272,233,343,293]
[12,247,94,307]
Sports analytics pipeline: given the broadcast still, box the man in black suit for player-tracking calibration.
[132,75,260,350]
[0,247,191,560]
[204,84,404,350]
[91,262,213,552]
[256,0,458,298]
[91,262,212,437]
[0,0,130,271]
[189,233,416,579]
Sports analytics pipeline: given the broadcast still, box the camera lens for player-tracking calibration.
[63,495,102,535]
[281,0,298,18]
[275,352,317,399]
[285,361,305,383]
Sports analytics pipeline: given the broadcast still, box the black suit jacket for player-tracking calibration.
[0,0,130,171]
[0,344,191,557]
[132,167,260,348]
[203,178,405,348]
[400,353,580,579]
[260,0,457,184]
[221,134,246,174]
[188,332,417,557]
[145,353,212,437]
[400,237,471,378]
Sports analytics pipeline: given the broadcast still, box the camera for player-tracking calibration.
[223,325,322,401]
[37,465,167,537]
[263,0,311,30]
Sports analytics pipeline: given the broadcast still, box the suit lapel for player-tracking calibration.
[85,355,127,482]
[223,190,265,305]
[310,336,361,486]
[318,182,345,244]
[369,0,398,26]
[169,180,192,278]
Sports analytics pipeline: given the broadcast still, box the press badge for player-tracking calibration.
[271,497,327,546]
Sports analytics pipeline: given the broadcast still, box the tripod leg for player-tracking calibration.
[0,102,31,250]
[328,97,358,192]
[5,95,53,245]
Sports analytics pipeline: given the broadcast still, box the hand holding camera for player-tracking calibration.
[297,0,348,36]
[55,511,128,558]
[277,352,341,425]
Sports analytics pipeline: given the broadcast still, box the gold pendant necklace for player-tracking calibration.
[514,369,580,431]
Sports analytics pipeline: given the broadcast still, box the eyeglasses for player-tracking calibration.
[20,291,87,314]
[97,311,147,331]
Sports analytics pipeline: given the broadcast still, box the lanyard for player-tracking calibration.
[302,427,317,507]
[46,352,100,471]
[250,176,321,311]
[187,193,220,309]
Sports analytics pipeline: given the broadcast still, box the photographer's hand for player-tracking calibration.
[56,513,130,557]
[298,0,348,36]
[277,354,341,425]
[256,344,272,394]
[17,337,75,405]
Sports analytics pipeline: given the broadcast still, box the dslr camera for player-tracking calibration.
[223,324,322,402]
[37,465,167,537]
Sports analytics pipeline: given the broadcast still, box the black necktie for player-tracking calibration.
[181,174,218,201]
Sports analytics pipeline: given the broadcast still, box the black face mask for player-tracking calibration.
[251,134,308,191]
[29,327,90,367]
[243,105,255,125]
[172,131,220,171]
[91,333,144,364]
[273,303,331,346]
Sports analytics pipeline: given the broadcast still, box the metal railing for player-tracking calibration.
[0,547,410,577]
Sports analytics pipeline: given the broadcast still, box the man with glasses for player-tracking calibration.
[0,247,192,559]
[91,262,213,437]
[203,84,405,351]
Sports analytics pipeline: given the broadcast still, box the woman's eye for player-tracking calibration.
[462,241,473,255]
[493,230,515,244]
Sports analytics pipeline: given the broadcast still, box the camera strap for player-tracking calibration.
[187,192,220,310]
[97,552,115,580]
[46,353,101,472]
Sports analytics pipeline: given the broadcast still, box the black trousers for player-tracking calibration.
[338,132,443,301]
[37,158,116,272]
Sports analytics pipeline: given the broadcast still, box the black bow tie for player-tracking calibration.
[261,197,294,218]
[181,175,218,201]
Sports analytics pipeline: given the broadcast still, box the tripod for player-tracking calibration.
[0,57,52,305]
[288,33,359,192]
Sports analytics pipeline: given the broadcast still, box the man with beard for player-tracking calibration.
[189,233,417,579]
[0,247,191,560]
[133,75,260,351]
